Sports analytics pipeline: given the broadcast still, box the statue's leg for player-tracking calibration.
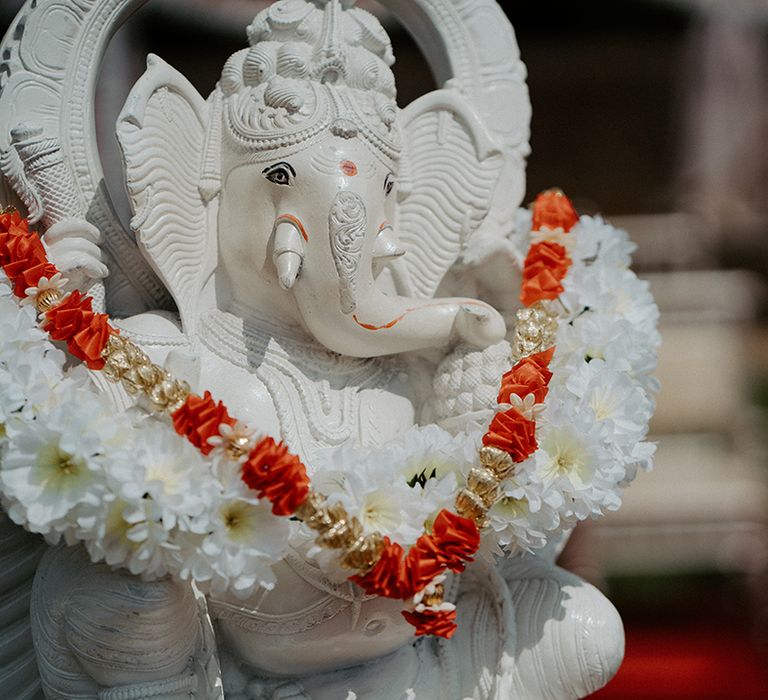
[499,556,624,699]
[30,545,222,699]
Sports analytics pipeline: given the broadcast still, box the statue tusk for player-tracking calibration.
[276,251,302,290]
[372,228,405,263]
[372,227,405,279]
[273,220,304,290]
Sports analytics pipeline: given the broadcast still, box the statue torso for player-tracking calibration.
[197,306,417,462]
[121,306,421,677]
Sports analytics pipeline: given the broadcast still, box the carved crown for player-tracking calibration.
[206,0,401,181]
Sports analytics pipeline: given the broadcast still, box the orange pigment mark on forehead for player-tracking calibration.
[340,160,358,177]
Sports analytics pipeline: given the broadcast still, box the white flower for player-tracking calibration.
[1,397,114,534]
[413,573,448,605]
[620,440,657,485]
[84,497,176,578]
[530,226,575,253]
[502,393,545,421]
[486,475,559,554]
[184,497,290,597]
[20,272,68,308]
[566,360,653,446]
[207,421,258,464]
[528,402,624,523]
[0,367,26,424]
[554,314,658,388]
[109,417,214,530]
[400,425,479,481]
[564,261,660,341]
[316,459,431,544]
[571,215,636,268]
[537,426,594,488]
[311,426,473,546]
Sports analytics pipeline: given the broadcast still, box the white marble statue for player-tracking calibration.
[0,1,624,698]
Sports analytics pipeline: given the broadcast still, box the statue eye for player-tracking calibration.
[263,162,296,186]
[384,173,394,197]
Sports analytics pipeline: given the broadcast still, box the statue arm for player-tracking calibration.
[0,124,108,307]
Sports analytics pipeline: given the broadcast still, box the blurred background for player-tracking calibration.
[2,0,767,697]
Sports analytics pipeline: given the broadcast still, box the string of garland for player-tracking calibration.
[0,190,578,638]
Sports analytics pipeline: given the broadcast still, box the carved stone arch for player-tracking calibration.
[384,0,531,175]
[0,0,169,316]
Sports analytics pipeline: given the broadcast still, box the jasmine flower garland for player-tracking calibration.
[0,190,660,639]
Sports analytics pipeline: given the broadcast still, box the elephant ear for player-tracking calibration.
[392,89,504,300]
[117,55,211,334]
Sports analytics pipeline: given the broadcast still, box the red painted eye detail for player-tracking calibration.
[340,160,358,177]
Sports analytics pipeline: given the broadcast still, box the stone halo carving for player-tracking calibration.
[0,0,530,316]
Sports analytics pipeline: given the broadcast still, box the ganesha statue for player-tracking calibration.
[0,1,659,698]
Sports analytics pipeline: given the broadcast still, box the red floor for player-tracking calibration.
[590,625,768,699]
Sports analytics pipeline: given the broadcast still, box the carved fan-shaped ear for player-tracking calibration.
[117,55,210,334]
[392,89,503,300]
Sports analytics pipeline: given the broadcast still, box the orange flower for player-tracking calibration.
[0,225,18,265]
[172,391,236,456]
[430,509,480,573]
[520,241,571,307]
[1,230,47,280]
[498,347,555,404]
[531,189,579,232]
[241,437,310,516]
[406,535,445,592]
[0,209,28,233]
[402,607,458,639]
[354,510,480,599]
[0,211,30,251]
[520,270,565,307]
[353,515,477,598]
[69,314,119,370]
[350,537,411,598]
[523,241,571,282]
[42,291,93,341]
[483,408,537,462]
[41,291,117,369]
[12,261,59,298]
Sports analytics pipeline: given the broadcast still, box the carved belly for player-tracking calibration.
[209,553,414,678]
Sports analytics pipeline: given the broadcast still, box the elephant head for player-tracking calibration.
[117,0,528,358]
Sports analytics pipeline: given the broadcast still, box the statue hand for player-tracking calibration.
[44,219,108,288]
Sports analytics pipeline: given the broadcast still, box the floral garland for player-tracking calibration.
[0,191,659,640]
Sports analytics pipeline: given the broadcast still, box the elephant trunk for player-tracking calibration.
[289,191,506,358]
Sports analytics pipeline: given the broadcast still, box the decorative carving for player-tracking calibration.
[329,191,366,314]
